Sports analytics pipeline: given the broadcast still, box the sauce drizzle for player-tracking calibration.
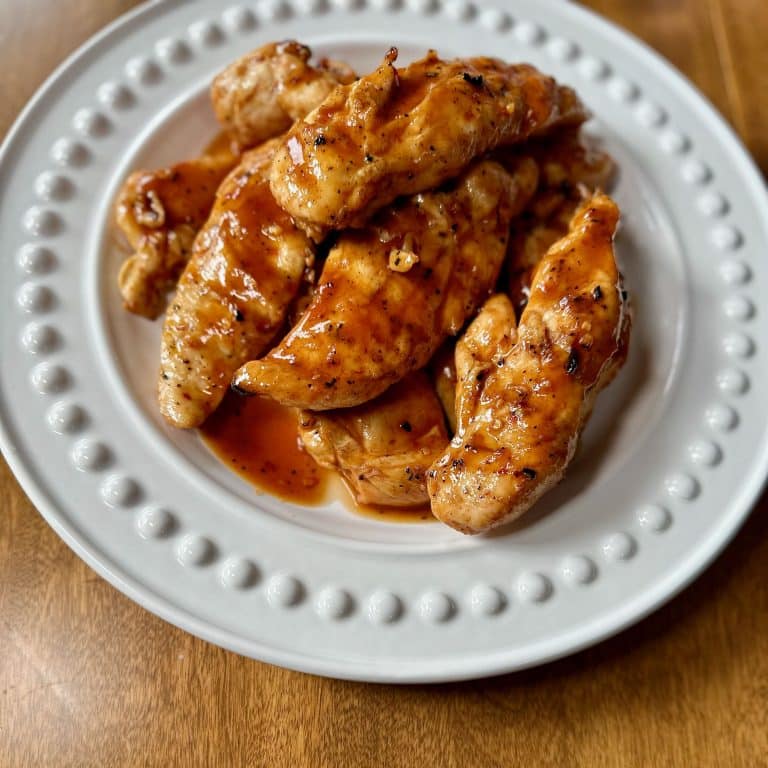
[201,391,435,522]
[201,391,327,505]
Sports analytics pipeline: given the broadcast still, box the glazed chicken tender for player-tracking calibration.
[503,129,616,312]
[233,157,539,410]
[114,39,634,531]
[269,48,586,237]
[427,195,629,534]
[158,139,314,429]
[211,40,356,148]
[452,294,519,437]
[116,145,238,319]
[117,40,355,319]
[298,372,448,507]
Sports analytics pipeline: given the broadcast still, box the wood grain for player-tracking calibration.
[1,1,766,766]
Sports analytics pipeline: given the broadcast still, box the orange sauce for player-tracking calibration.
[203,130,241,159]
[201,391,328,505]
[201,392,436,523]
[354,500,434,523]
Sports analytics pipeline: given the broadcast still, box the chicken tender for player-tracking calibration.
[158,139,314,429]
[270,48,586,237]
[503,129,616,312]
[233,157,538,410]
[452,294,519,437]
[118,41,354,319]
[212,40,356,147]
[427,195,629,534]
[298,372,448,507]
[116,143,238,319]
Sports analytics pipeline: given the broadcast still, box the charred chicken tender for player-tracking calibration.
[233,157,539,410]
[298,371,449,508]
[159,139,314,429]
[116,146,238,319]
[211,40,356,148]
[269,48,587,237]
[427,195,629,534]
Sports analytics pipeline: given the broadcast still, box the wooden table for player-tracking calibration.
[1,2,766,765]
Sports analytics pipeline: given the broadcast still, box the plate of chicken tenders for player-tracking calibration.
[2,0,767,681]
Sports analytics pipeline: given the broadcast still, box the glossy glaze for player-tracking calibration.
[502,128,616,313]
[201,391,327,504]
[202,390,437,522]
[203,130,241,156]
[159,139,314,428]
[354,502,435,523]
[234,158,537,410]
[298,371,448,507]
[428,195,630,533]
[270,48,587,235]
[115,143,238,318]
[117,39,355,320]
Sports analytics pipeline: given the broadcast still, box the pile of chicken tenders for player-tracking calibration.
[115,41,630,534]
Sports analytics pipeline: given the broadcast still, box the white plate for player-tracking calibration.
[2,0,767,683]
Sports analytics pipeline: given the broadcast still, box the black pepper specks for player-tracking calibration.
[399,421,412,432]
[235,309,244,322]
[314,134,327,147]
[592,285,602,301]
[522,467,537,480]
